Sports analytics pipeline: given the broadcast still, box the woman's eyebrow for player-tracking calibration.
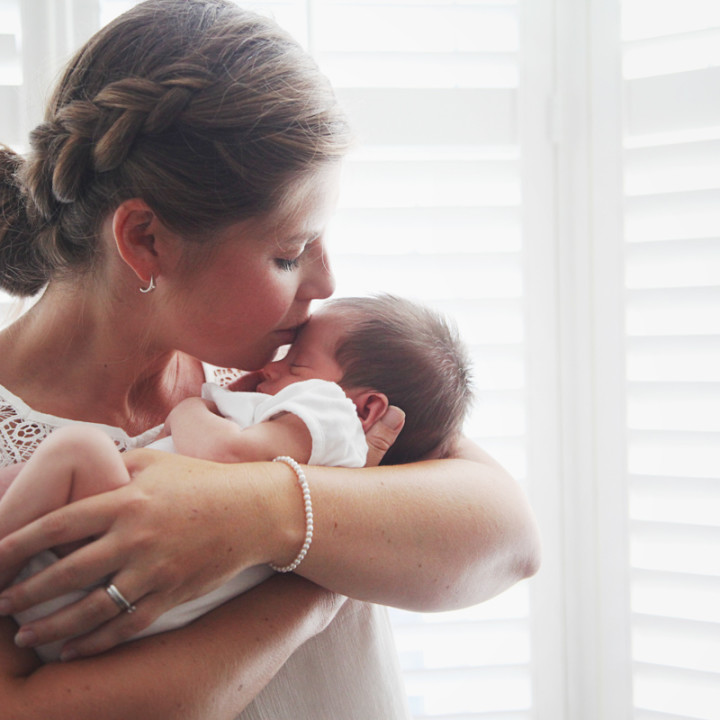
[275,232,318,253]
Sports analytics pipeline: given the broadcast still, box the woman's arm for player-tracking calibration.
[0,431,539,657]
[297,436,541,611]
[0,573,344,720]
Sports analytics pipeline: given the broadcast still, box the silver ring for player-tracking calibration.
[105,583,137,614]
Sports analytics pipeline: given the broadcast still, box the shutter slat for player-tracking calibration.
[633,662,720,720]
[314,3,518,54]
[628,430,720,478]
[625,139,720,195]
[627,382,720,432]
[630,475,720,526]
[628,335,720,382]
[336,87,517,145]
[625,189,720,242]
[626,237,720,289]
[631,569,720,623]
[331,206,521,254]
[625,67,720,136]
[631,520,720,575]
[321,50,517,89]
[623,27,720,79]
[622,0,720,42]
[393,618,531,669]
[633,615,720,673]
[626,286,720,336]
[330,254,523,300]
[402,665,532,716]
[339,158,520,208]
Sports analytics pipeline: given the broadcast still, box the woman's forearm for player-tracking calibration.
[1,575,342,720]
[275,440,541,611]
[0,444,538,654]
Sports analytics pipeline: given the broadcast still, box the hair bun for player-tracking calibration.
[0,145,51,296]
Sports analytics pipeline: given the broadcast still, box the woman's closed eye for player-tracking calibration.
[275,256,301,271]
[274,234,321,272]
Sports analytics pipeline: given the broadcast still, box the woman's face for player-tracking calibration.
[163,166,340,370]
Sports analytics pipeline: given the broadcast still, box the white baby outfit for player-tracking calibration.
[154,378,368,468]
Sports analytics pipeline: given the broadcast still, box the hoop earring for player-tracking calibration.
[139,275,156,294]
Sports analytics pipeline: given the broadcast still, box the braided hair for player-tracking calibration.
[0,0,350,296]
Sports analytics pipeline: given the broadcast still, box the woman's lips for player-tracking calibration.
[274,327,298,344]
[275,318,309,343]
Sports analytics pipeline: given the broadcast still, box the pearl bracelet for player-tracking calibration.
[270,456,314,573]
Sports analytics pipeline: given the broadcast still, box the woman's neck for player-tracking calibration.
[0,287,205,435]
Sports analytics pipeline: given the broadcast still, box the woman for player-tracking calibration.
[0,1,540,718]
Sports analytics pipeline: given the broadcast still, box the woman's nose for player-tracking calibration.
[299,241,335,300]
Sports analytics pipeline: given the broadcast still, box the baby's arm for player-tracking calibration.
[165,397,312,464]
[0,426,130,558]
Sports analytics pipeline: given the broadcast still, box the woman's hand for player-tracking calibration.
[364,405,405,467]
[0,450,279,657]
[0,406,404,658]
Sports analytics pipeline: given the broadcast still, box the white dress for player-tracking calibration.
[0,368,412,720]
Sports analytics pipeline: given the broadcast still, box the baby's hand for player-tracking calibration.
[225,370,264,393]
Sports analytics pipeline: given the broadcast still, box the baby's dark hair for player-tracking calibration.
[328,294,474,465]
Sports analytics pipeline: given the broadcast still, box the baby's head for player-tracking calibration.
[258,294,474,464]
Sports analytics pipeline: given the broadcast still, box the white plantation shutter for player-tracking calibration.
[0,0,24,316]
[621,1,720,717]
[0,0,22,150]
[0,0,99,313]
[301,3,532,718]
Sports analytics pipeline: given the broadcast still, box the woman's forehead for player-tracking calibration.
[269,164,342,231]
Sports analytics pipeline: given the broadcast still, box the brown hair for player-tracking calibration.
[0,0,350,296]
[329,294,474,465]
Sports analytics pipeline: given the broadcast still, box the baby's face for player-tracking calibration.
[256,308,345,395]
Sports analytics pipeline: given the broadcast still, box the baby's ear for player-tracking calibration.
[352,391,390,433]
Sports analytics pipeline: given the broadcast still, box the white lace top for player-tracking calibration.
[0,368,411,720]
[0,365,242,465]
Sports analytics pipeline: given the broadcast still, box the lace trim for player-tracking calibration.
[0,364,241,467]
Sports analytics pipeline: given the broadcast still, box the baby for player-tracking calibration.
[0,294,473,660]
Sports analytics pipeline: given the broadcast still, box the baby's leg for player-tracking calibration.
[0,425,130,544]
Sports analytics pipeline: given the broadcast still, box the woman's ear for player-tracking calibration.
[111,198,161,286]
[352,391,390,433]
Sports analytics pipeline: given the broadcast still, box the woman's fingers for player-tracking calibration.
[58,591,168,659]
[364,405,405,467]
[0,451,275,653]
[13,583,126,652]
[12,579,162,659]
[0,497,116,589]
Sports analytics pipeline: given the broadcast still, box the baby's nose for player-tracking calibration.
[261,360,281,381]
